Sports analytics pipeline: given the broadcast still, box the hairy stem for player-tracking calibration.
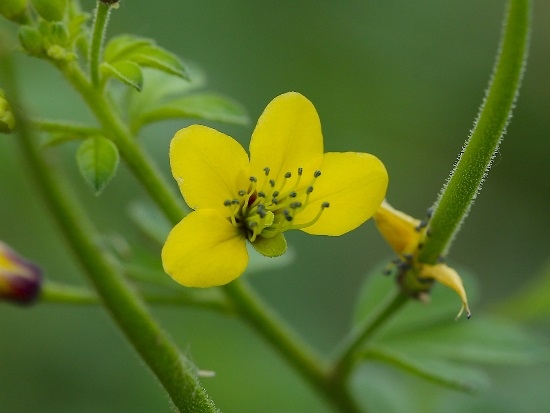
[89,1,111,87]
[2,58,219,413]
[418,0,532,264]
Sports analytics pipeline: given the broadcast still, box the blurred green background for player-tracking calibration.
[1,1,548,412]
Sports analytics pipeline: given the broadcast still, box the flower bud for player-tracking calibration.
[0,89,16,134]
[31,0,66,22]
[18,25,44,56]
[0,0,28,24]
[0,242,42,305]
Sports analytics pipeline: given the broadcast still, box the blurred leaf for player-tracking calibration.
[100,61,143,91]
[103,35,189,80]
[128,201,172,245]
[363,347,490,392]
[76,136,119,195]
[134,93,250,131]
[352,262,549,392]
[493,259,550,321]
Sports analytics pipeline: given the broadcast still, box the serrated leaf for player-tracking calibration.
[134,93,249,131]
[101,61,143,91]
[76,137,119,195]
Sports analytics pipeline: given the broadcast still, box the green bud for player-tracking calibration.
[18,25,44,56]
[46,44,66,60]
[49,21,69,47]
[31,0,67,22]
[0,0,29,23]
[0,90,16,134]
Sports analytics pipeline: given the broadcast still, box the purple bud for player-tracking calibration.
[0,242,42,305]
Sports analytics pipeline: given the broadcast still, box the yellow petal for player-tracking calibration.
[170,125,250,211]
[162,210,248,287]
[419,263,471,319]
[249,92,324,187]
[374,201,423,256]
[298,152,388,236]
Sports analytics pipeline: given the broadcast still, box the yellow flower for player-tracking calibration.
[162,92,388,287]
[374,201,471,319]
[0,241,42,304]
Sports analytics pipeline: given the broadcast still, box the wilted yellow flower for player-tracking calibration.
[162,92,388,287]
[374,201,471,319]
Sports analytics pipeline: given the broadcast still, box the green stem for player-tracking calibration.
[418,0,531,264]
[329,290,409,382]
[41,281,233,312]
[3,62,219,413]
[89,1,111,88]
[32,118,102,136]
[58,61,187,223]
[223,279,363,413]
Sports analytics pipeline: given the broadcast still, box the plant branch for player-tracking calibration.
[2,58,219,413]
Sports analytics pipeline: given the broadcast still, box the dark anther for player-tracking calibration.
[258,191,266,198]
[224,200,232,206]
[248,221,258,228]
[415,220,428,232]
[289,191,297,198]
[321,202,330,208]
[272,191,279,198]
[284,172,292,179]
[231,199,240,205]
[269,179,275,187]
[426,228,433,237]
[257,205,267,218]
[272,198,279,205]
[283,210,293,221]
[290,202,302,209]
[249,176,257,182]
[238,190,246,196]
[298,167,303,175]
[306,186,314,194]
[314,170,321,178]
[264,167,270,176]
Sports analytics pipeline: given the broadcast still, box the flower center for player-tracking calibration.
[224,167,329,242]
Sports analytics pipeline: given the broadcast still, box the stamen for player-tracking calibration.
[290,202,330,230]
[264,167,270,176]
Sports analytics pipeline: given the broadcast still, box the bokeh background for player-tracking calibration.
[1,1,548,412]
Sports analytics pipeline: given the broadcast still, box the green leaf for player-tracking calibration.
[76,136,119,195]
[103,35,189,80]
[363,347,490,393]
[251,233,287,257]
[129,45,188,79]
[101,61,143,91]
[135,93,249,130]
[352,262,549,393]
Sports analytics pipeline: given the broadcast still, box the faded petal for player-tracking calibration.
[162,210,248,287]
[374,201,423,257]
[298,152,388,236]
[420,263,471,319]
[249,92,323,187]
[170,125,250,211]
